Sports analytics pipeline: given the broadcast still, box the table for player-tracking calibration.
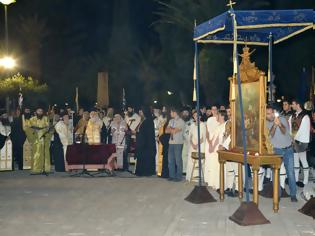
[218,150,282,212]
[66,144,116,171]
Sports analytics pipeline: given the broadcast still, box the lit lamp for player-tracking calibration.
[0,0,16,4]
[0,0,16,69]
[0,56,16,69]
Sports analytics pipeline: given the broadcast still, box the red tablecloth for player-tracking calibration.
[66,144,116,165]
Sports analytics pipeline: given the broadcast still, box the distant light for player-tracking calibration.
[0,0,16,5]
[276,99,282,103]
[0,56,16,69]
[167,91,173,95]
[153,100,158,104]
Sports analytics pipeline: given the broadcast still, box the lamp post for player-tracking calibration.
[0,0,16,70]
[0,0,15,54]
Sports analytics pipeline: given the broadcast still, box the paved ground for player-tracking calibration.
[0,171,314,236]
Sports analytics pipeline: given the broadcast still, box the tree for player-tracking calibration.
[18,15,49,81]
[0,73,48,108]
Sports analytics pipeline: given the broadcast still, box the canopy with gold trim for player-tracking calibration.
[194,9,315,45]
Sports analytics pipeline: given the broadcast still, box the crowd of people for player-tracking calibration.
[0,98,314,202]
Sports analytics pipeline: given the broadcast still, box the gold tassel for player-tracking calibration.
[193,86,197,102]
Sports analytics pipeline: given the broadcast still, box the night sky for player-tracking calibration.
[0,0,314,109]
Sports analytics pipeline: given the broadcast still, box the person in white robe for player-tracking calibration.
[186,111,206,182]
[103,107,114,144]
[111,114,127,169]
[55,114,72,171]
[181,108,193,175]
[0,114,12,171]
[204,108,219,186]
[205,110,227,190]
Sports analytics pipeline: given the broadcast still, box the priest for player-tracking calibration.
[27,107,53,174]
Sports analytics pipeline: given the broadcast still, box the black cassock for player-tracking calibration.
[135,118,156,176]
[0,133,6,150]
[51,132,65,172]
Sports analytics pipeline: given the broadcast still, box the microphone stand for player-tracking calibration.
[71,123,94,177]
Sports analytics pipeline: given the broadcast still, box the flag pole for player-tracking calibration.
[75,87,79,113]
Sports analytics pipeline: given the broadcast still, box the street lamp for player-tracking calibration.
[0,56,16,69]
[167,91,173,95]
[0,0,15,54]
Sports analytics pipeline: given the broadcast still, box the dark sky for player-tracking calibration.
[0,0,314,109]
[0,0,161,108]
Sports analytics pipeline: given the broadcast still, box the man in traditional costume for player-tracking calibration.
[27,108,53,174]
[86,111,103,144]
[186,110,206,182]
[0,114,12,171]
[206,110,227,190]
[204,106,219,186]
[111,114,127,169]
[289,99,311,188]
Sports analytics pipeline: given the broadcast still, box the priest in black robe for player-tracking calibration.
[135,107,156,176]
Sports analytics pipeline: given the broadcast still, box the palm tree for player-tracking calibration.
[18,15,49,81]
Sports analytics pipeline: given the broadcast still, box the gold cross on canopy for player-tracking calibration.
[227,0,236,9]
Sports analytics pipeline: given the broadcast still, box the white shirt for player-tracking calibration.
[111,121,127,147]
[289,112,311,143]
[0,122,11,136]
[125,113,141,132]
[189,121,206,152]
[55,121,72,146]
[206,116,219,140]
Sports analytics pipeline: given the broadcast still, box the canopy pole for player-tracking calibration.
[268,33,274,103]
[194,39,203,187]
[231,11,250,203]
[184,22,216,204]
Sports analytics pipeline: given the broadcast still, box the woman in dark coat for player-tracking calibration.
[135,106,156,176]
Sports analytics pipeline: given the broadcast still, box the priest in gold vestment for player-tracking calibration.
[26,108,53,174]
[22,109,33,170]
[86,111,103,144]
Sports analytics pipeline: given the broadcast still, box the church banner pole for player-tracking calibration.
[185,21,216,204]
[268,33,274,102]
[228,5,270,225]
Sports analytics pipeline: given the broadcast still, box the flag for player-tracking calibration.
[122,88,126,111]
[18,87,23,109]
[75,87,79,113]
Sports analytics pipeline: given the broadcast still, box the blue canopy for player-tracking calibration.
[194,9,315,45]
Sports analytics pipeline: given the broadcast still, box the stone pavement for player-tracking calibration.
[0,171,314,236]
